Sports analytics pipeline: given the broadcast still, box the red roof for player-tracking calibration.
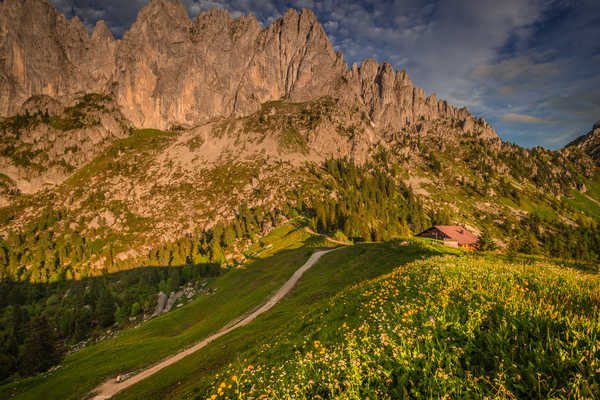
[434,225,478,245]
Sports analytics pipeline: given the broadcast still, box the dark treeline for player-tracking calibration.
[505,213,600,263]
[0,263,220,382]
[308,159,429,241]
[0,202,287,283]
[145,202,293,269]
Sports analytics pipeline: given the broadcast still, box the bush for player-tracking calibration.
[19,316,61,376]
[477,228,496,251]
[130,302,141,316]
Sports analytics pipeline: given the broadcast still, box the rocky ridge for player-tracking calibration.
[0,93,130,200]
[0,0,495,138]
[567,121,600,165]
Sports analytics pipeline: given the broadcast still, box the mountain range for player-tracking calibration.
[1,1,600,397]
[1,0,489,132]
[0,0,599,281]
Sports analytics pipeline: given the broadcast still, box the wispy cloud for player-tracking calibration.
[502,113,558,124]
[471,56,564,89]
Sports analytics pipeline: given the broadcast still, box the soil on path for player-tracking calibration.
[303,227,350,245]
[90,247,340,399]
[585,193,600,207]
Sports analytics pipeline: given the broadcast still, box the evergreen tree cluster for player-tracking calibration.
[143,202,285,268]
[0,202,285,283]
[0,263,219,381]
[308,159,429,241]
[504,213,600,263]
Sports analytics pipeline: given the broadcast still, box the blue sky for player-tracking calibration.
[49,0,600,149]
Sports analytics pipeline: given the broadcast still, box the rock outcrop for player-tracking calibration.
[150,291,168,318]
[0,94,130,194]
[0,0,497,139]
[0,0,116,116]
[567,121,600,164]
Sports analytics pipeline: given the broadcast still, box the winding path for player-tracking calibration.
[90,248,340,399]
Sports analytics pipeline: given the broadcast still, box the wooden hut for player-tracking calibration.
[417,225,478,249]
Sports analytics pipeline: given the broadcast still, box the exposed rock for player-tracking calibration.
[164,290,184,313]
[183,284,196,299]
[0,0,115,116]
[0,94,130,194]
[0,0,497,141]
[150,291,168,318]
[567,122,600,165]
[19,95,62,116]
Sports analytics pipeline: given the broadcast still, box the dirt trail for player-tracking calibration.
[89,248,340,400]
[304,227,350,245]
[585,193,600,207]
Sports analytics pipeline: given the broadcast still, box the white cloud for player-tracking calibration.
[502,113,557,124]
[471,56,564,88]
[323,20,338,30]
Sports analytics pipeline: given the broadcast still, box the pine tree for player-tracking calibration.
[96,289,116,327]
[477,229,496,251]
[212,222,224,246]
[19,316,61,376]
[210,241,225,265]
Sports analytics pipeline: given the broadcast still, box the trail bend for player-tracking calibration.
[90,247,341,399]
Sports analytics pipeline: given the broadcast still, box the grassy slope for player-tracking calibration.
[420,140,600,234]
[3,221,597,399]
[564,173,600,220]
[0,223,327,400]
[158,249,599,400]
[112,240,452,400]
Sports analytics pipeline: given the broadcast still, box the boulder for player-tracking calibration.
[150,291,168,318]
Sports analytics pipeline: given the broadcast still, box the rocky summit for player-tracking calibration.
[0,0,493,135]
[568,121,600,165]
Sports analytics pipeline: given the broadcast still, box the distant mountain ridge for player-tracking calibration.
[0,0,494,137]
[567,121,600,164]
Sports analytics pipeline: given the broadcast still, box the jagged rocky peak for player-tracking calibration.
[0,0,115,116]
[92,20,114,42]
[334,56,493,138]
[0,0,498,140]
[261,8,342,101]
[131,0,191,30]
[122,0,191,48]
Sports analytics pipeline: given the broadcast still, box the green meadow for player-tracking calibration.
[113,245,599,400]
[180,251,600,400]
[2,222,599,400]
[0,224,323,399]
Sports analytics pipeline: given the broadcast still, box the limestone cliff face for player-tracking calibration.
[112,3,344,129]
[0,94,130,196]
[0,0,116,116]
[0,0,497,139]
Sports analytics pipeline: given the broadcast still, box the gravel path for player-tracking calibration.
[90,248,340,399]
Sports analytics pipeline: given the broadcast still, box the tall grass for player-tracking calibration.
[202,254,600,399]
